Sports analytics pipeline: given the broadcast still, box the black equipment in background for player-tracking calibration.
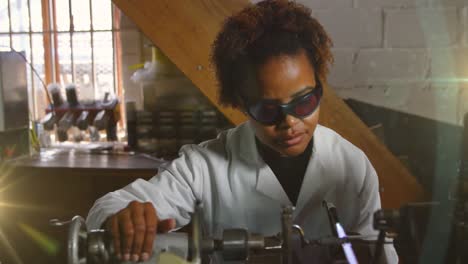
[373,112,468,264]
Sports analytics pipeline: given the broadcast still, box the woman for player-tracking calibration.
[87,0,397,263]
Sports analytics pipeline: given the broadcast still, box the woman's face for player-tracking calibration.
[242,50,320,157]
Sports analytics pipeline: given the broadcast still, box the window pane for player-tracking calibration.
[92,0,111,30]
[55,0,70,32]
[94,31,114,98]
[30,0,43,32]
[10,0,29,32]
[73,32,93,100]
[11,34,29,55]
[0,0,11,32]
[31,34,46,119]
[71,0,91,31]
[31,35,45,82]
[0,35,10,50]
[57,32,72,85]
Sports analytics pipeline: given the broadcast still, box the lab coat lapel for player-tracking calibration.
[294,145,324,215]
[256,161,292,206]
[294,126,337,221]
[236,122,292,206]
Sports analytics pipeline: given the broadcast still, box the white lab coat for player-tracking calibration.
[87,122,398,263]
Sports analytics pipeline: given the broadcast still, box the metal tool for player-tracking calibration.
[323,200,359,264]
[322,200,339,237]
[51,206,307,264]
[53,205,373,264]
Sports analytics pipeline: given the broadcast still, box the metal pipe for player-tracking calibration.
[7,0,13,48]
[68,0,75,83]
[27,0,37,119]
[89,0,95,97]
[111,3,117,96]
[50,0,60,83]
[323,200,339,237]
[281,206,294,264]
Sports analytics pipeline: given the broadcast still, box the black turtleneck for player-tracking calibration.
[256,137,313,205]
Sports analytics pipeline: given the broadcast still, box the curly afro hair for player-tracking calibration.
[212,0,334,108]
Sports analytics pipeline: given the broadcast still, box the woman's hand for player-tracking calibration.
[106,201,176,262]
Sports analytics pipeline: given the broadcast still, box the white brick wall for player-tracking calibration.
[335,83,426,113]
[429,48,468,79]
[313,9,383,48]
[289,0,468,125]
[428,0,468,7]
[356,0,427,8]
[385,8,458,48]
[406,82,460,124]
[465,7,468,45]
[458,82,468,121]
[294,0,353,9]
[328,49,355,88]
[251,0,353,7]
[353,49,429,85]
[253,0,354,8]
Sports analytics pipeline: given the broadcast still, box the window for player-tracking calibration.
[0,0,122,120]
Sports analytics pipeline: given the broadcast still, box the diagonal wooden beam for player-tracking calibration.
[112,0,424,208]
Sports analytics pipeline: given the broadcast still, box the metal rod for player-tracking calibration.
[281,206,293,264]
[27,0,37,119]
[7,0,13,48]
[322,200,339,237]
[111,3,117,97]
[51,0,60,83]
[89,0,95,98]
[49,0,55,83]
[372,230,386,264]
[68,0,75,83]
[40,0,53,85]
[112,5,124,128]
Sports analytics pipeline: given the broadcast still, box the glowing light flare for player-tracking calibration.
[0,165,60,261]
[430,78,468,84]
[336,223,358,264]
[0,175,29,198]
[0,201,59,212]
[18,222,60,256]
[0,162,16,186]
[0,226,24,264]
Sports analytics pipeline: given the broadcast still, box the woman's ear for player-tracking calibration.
[235,93,248,113]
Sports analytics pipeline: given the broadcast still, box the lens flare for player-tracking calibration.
[0,226,24,264]
[0,201,59,212]
[18,223,60,256]
[0,164,61,261]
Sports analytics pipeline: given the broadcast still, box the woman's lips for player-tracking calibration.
[279,133,305,147]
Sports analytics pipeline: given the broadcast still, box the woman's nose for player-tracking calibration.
[278,114,299,129]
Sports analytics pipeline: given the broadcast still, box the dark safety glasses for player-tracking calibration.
[244,80,323,126]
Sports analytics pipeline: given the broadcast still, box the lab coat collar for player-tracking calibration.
[236,121,258,165]
[233,121,323,207]
[257,160,293,205]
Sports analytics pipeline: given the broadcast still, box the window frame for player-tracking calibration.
[1,0,123,122]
